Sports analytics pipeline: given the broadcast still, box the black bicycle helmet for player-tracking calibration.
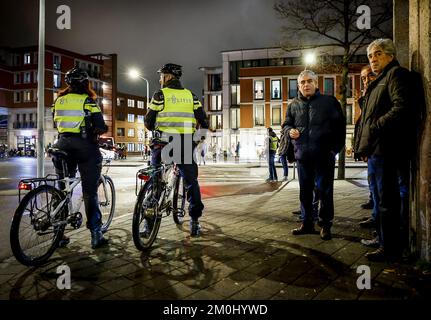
[65,67,89,87]
[157,63,182,78]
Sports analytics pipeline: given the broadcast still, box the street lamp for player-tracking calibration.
[303,52,316,70]
[128,68,150,160]
[128,68,150,109]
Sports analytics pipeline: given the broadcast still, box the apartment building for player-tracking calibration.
[220,47,368,159]
[115,92,147,153]
[0,45,116,154]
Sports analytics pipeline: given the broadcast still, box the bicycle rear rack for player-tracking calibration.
[18,174,60,202]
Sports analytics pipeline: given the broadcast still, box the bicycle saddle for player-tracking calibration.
[47,148,68,158]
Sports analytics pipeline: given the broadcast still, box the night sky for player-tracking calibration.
[1,0,284,98]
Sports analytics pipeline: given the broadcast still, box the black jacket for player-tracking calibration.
[144,79,209,131]
[282,90,346,161]
[354,60,411,157]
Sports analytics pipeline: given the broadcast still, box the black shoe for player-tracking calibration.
[57,236,70,248]
[292,210,301,215]
[320,227,332,240]
[361,237,380,248]
[91,230,109,249]
[365,247,386,262]
[190,220,201,237]
[361,200,374,209]
[292,224,316,235]
[359,218,376,228]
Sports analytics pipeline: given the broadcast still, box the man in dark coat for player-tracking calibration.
[355,38,413,261]
[283,70,346,240]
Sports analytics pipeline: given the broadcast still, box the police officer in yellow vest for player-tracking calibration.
[52,67,109,249]
[266,127,279,182]
[145,63,209,236]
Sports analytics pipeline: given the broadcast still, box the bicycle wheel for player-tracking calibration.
[98,175,116,233]
[132,179,162,251]
[10,185,66,266]
[172,175,186,225]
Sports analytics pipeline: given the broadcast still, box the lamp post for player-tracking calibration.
[128,68,150,160]
[37,0,45,178]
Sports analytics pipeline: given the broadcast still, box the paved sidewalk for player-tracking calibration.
[0,179,430,300]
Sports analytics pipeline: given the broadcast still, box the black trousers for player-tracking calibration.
[297,154,335,228]
[52,135,103,231]
[151,139,204,220]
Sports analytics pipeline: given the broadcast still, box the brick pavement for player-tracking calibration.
[0,179,430,300]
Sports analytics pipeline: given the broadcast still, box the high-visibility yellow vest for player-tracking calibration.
[270,136,279,151]
[152,88,197,134]
[52,93,100,133]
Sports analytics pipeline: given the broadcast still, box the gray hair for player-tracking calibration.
[297,70,318,83]
[367,38,397,58]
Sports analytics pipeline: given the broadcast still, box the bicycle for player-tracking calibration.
[132,139,186,251]
[10,145,116,266]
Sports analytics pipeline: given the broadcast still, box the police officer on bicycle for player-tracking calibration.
[51,66,109,249]
[144,63,209,237]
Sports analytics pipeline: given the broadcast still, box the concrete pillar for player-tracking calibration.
[394,0,410,67]
[405,0,431,261]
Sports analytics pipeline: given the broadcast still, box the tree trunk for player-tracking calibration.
[337,50,349,180]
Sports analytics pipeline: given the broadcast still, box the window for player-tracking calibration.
[53,54,61,70]
[231,85,240,105]
[33,89,38,102]
[23,91,31,102]
[254,105,265,126]
[24,53,31,64]
[271,80,281,100]
[34,71,38,83]
[14,54,20,66]
[137,143,144,151]
[23,72,31,84]
[324,78,335,96]
[127,114,135,122]
[117,98,121,106]
[14,73,20,84]
[271,105,282,126]
[254,80,264,100]
[14,92,21,103]
[231,108,240,129]
[209,74,222,91]
[53,73,61,88]
[127,99,135,107]
[116,112,125,121]
[288,79,298,99]
[346,104,353,125]
[128,128,135,137]
[137,115,144,123]
[210,115,222,130]
[137,100,144,109]
[210,95,222,111]
[33,53,38,65]
[117,128,125,137]
[127,143,135,152]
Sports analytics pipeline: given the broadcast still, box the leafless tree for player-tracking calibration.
[274,0,392,179]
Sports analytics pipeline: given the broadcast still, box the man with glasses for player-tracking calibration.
[283,70,346,240]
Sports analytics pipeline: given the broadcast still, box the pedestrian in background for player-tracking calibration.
[265,127,279,183]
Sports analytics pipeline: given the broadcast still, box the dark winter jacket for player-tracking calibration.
[282,89,346,161]
[354,60,411,157]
